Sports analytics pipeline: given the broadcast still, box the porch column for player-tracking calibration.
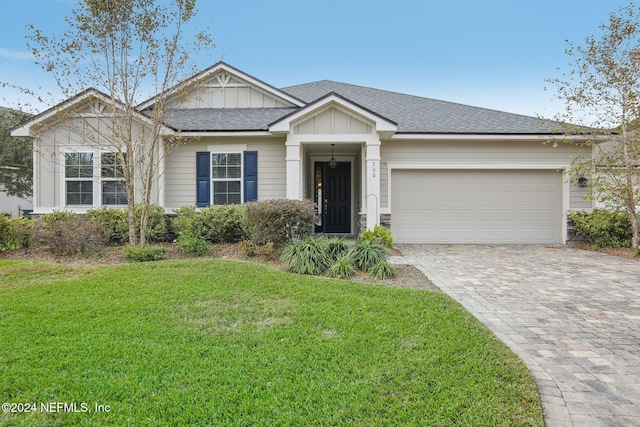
[285,137,302,199]
[365,138,381,230]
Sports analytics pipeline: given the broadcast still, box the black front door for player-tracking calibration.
[317,161,351,233]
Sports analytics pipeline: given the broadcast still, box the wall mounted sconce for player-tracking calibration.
[578,176,588,188]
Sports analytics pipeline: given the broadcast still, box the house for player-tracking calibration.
[11,62,592,244]
[0,190,31,217]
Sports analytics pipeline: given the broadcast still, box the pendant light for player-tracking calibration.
[329,144,337,169]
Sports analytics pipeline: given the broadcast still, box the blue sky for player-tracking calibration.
[0,0,633,119]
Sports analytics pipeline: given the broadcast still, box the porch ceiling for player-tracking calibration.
[304,142,362,155]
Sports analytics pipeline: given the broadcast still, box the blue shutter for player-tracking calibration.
[196,152,210,207]
[244,151,258,202]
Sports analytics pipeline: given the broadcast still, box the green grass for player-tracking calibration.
[0,259,543,426]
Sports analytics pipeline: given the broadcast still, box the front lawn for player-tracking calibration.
[0,259,542,426]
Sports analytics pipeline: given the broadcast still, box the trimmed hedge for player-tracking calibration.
[35,210,107,256]
[245,199,315,246]
[0,215,33,251]
[87,205,167,244]
[172,204,247,243]
[173,200,315,246]
[569,209,634,248]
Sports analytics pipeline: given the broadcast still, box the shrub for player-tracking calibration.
[257,242,277,260]
[326,237,349,261]
[240,240,257,257]
[281,236,394,280]
[569,209,633,248]
[0,216,33,251]
[122,245,165,262]
[86,205,167,244]
[349,239,388,272]
[328,255,357,279]
[245,199,315,246]
[87,206,127,244]
[172,205,247,243]
[199,205,247,243]
[176,232,211,256]
[281,236,332,275]
[369,261,396,280]
[36,211,107,256]
[360,225,393,247]
[171,206,199,237]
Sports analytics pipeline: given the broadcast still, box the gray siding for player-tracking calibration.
[164,136,286,209]
[168,74,292,109]
[294,108,373,135]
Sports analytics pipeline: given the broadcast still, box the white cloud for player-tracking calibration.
[0,48,33,61]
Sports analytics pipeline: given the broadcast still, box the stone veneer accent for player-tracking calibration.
[358,213,391,233]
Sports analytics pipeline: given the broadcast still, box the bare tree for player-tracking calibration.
[547,2,640,248]
[27,0,214,246]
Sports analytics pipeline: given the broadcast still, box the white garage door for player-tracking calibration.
[391,170,563,244]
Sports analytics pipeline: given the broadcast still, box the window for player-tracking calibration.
[101,153,127,205]
[212,153,242,205]
[65,152,94,205]
[64,151,128,207]
[196,149,256,207]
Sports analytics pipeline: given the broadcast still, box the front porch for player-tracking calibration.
[285,139,381,236]
[267,92,397,235]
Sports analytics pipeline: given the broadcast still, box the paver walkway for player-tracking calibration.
[392,245,640,427]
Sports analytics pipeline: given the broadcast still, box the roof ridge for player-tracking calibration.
[282,79,549,120]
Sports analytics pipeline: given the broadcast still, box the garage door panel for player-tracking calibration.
[518,210,557,221]
[391,170,562,244]
[520,192,557,202]
[477,192,516,202]
[518,229,556,241]
[476,229,516,240]
[438,191,478,201]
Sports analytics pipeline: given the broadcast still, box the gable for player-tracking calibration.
[269,92,397,135]
[168,70,297,109]
[11,88,172,137]
[294,107,373,135]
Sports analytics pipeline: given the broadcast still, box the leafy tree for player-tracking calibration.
[547,2,640,248]
[27,0,214,246]
[0,107,32,199]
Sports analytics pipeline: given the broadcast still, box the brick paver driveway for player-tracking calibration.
[394,245,640,427]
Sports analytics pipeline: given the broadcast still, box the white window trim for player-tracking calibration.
[60,149,128,209]
[99,152,127,207]
[210,151,244,206]
[62,150,95,208]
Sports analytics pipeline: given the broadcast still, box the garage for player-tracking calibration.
[391,169,563,244]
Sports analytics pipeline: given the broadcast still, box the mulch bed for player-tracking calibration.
[0,243,441,291]
[571,241,640,261]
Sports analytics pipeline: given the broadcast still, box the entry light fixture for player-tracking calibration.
[329,144,337,169]
[578,176,588,188]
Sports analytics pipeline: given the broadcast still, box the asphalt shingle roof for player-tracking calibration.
[163,107,298,131]
[281,80,562,134]
[162,80,564,134]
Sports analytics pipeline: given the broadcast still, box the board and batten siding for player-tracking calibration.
[164,137,286,210]
[294,107,374,135]
[167,75,292,109]
[380,139,592,212]
[33,113,157,211]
